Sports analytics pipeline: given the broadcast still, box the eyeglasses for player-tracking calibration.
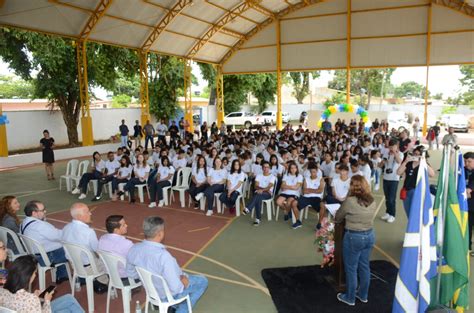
[36,208,47,213]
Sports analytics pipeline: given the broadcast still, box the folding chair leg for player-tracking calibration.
[38,267,46,291]
[86,277,95,313]
[106,284,112,313]
[138,187,144,203]
[179,191,185,208]
[122,289,131,313]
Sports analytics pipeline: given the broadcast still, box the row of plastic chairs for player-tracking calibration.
[0,227,191,313]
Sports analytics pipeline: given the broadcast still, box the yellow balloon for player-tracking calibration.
[317,120,323,128]
[348,105,354,113]
[363,116,369,123]
[329,106,337,114]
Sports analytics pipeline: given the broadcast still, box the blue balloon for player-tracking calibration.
[0,114,9,125]
[357,107,364,115]
[338,104,345,112]
[321,113,328,119]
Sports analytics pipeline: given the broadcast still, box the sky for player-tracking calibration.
[0,60,464,99]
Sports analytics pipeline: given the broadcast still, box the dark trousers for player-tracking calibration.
[188,182,208,203]
[150,180,171,202]
[247,192,272,219]
[79,171,102,194]
[383,179,399,217]
[219,191,240,208]
[124,178,145,200]
[203,184,225,212]
[36,247,68,280]
[148,169,158,185]
[112,177,129,193]
[469,210,474,250]
[96,175,114,197]
[144,135,154,150]
[298,196,321,211]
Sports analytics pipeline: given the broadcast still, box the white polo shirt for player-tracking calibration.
[105,159,120,175]
[134,165,151,180]
[118,165,133,179]
[192,167,207,184]
[94,159,106,172]
[157,165,175,182]
[331,177,350,199]
[228,172,246,194]
[255,173,276,192]
[208,168,228,185]
[281,174,303,196]
[303,176,324,198]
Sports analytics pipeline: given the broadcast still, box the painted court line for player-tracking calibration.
[16,188,59,198]
[188,227,210,233]
[185,269,269,292]
[46,216,271,297]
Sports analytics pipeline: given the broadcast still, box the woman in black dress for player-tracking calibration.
[40,129,55,180]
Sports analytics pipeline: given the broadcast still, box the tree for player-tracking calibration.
[457,65,474,106]
[0,28,137,145]
[393,81,428,99]
[0,75,34,98]
[197,63,216,106]
[250,74,277,113]
[328,69,395,108]
[323,92,346,108]
[112,94,131,108]
[287,71,320,104]
[433,93,443,100]
[112,72,140,98]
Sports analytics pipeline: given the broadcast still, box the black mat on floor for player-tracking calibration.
[261,260,397,313]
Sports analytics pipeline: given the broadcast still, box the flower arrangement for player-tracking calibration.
[315,217,335,268]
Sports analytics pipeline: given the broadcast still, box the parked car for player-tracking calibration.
[299,111,308,124]
[387,111,410,132]
[261,111,290,125]
[445,114,470,133]
[224,112,263,129]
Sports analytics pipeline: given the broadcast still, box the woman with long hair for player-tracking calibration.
[189,155,209,209]
[198,157,227,216]
[335,175,377,306]
[40,130,55,180]
[111,155,133,201]
[71,151,105,200]
[118,153,150,203]
[0,255,84,313]
[148,156,175,208]
[276,161,303,224]
[0,196,21,253]
[219,159,246,215]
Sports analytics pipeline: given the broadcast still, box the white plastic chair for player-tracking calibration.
[251,185,277,221]
[97,250,142,313]
[59,159,79,192]
[135,266,192,313]
[0,306,17,313]
[118,183,128,200]
[169,167,192,207]
[62,242,106,313]
[130,184,150,203]
[0,226,27,261]
[220,193,245,217]
[71,160,90,190]
[19,234,73,292]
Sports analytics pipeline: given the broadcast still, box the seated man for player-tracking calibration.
[62,202,108,288]
[97,215,133,279]
[20,200,69,284]
[126,216,208,313]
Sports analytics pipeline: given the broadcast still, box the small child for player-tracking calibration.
[370,150,382,191]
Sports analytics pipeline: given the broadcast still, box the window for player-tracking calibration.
[227,113,242,118]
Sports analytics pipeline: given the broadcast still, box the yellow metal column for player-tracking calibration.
[276,19,283,130]
[346,0,352,105]
[77,40,94,146]
[423,3,432,137]
[139,50,151,127]
[215,65,225,127]
[0,104,8,157]
[184,59,194,133]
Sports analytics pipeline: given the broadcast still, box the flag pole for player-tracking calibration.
[434,142,452,305]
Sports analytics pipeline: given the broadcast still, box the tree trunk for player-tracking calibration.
[57,92,80,146]
[208,87,216,106]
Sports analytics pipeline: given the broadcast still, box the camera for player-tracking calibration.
[386,169,393,174]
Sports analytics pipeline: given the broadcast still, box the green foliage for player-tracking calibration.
[393,81,428,99]
[112,94,131,108]
[0,28,138,145]
[148,54,184,120]
[441,106,457,115]
[456,65,474,106]
[287,71,320,104]
[433,93,443,100]
[197,63,216,106]
[0,75,34,98]
[112,72,140,98]
[250,73,276,113]
[323,92,346,108]
[329,69,395,108]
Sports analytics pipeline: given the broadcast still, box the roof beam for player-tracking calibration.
[141,0,193,52]
[432,0,474,16]
[246,0,276,18]
[204,0,260,24]
[186,2,253,59]
[79,0,113,40]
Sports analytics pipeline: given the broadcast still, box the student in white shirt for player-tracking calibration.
[72,151,105,200]
[198,157,227,216]
[359,156,372,188]
[293,164,325,229]
[118,154,150,203]
[370,150,382,191]
[320,152,336,178]
[111,155,133,201]
[270,154,284,193]
[149,156,175,208]
[243,161,276,226]
[219,160,246,215]
[318,164,350,229]
[276,162,303,223]
[172,149,187,185]
[93,151,120,201]
[189,156,209,209]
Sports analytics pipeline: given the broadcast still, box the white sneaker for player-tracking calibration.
[148,202,157,208]
[387,216,395,223]
[158,200,164,207]
[374,184,380,191]
[78,194,87,200]
[380,213,390,221]
[195,193,204,201]
[206,210,213,216]
[71,188,80,195]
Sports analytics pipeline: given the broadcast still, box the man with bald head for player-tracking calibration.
[62,202,108,288]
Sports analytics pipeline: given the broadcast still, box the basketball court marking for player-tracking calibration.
[3,188,58,198]
[46,216,271,297]
[188,227,211,233]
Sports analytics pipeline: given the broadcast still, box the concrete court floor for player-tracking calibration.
[1,148,473,313]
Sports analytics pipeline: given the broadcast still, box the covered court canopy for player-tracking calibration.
[0,0,473,153]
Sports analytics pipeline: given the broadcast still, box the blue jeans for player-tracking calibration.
[402,188,415,217]
[382,179,399,217]
[342,229,375,303]
[145,135,154,150]
[78,171,102,194]
[219,191,239,208]
[51,294,85,313]
[371,168,381,185]
[247,192,272,219]
[120,135,128,148]
[36,248,68,280]
[173,275,208,313]
[203,184,225,212]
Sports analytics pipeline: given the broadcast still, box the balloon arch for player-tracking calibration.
[317,104,370,129]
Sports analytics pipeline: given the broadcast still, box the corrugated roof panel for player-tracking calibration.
[182,0,225,24]
[224,16,256,34]
[209,32,240,46]
[194,42,229,62]
[89,16,151,47]
[107,0,165,26]
[152,31,196,56]
[167,14,210,38]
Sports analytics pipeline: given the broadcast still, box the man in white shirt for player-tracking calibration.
[381,139,404,223]
[62,203,108,287]
[20,200,69,284]
[156,119,168,143]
